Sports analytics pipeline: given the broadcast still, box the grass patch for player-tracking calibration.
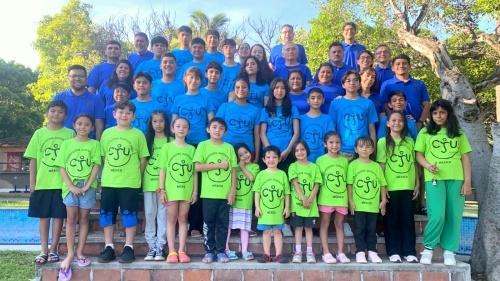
[0,251,38,281]
[0,201,29,207]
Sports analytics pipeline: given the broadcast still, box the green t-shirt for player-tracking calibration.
[377,137,416,191]
[155,142,196,201]
[253,169,290,225]
[193,140,237,199]
[288,162,321,217]
[414,128,472,182]
[24,127,75,190]
[100,127,149,188]
[316,155,349,207]
[347,160,387,213]
[143,138,171,192]
[233,163,260,210]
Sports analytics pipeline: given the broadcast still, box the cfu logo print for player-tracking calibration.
[387,145,414,174]
[293,178,313,202]
[206,152,231,183]
[303,124,325,150]
[270,115,292,132]
[340,106,366,147]
[107,138,132,167]
[145,145,162,177]
[68,149,92,178]
[354,170,379,200]
[180,103,206,125]
[228,112,252,134]
[132,108,150,131]
[168,153,194,183]
[260,178,285,210]
[430,136,459,159]
[236,173,252,197]
[325,166,347,194]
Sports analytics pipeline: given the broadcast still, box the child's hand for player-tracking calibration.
[427,162,438,173]
[159,192,168,206]
[349,200,355,215]
[97,182,102,193]
[380,200,387,216]
[69,185,82,196]
[238,160,246,169]
[81,184,91,194]
[461,181,472,196]
[280,149,290,162]
[283,207,290,218]
[255,208,262,218]
[412,186,420,200]
[301,197,310,208]
[227,190,236,205]
[219,158,229,170]
[190,192,198,204]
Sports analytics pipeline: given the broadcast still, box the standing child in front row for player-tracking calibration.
[143,111,172,261]
[347,137,387,264]
[157,117,197,263]
[377,111,419,263]
[224,143,260,261]
[288,141,321,264]
[415,99,471,266]
[316,132,351,264]
[254,145,291,264]
[55,114,101,279]
[194,117,237,263]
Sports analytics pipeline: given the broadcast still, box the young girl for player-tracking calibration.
[377,111,419,263]
[143,110,172,261]
[415,99,471,266]
[224,143,260,261]
[347,137,387,263]
[55,114,101,278]
[250,44,275,84]
[229,56,269,109]
[356,50,374,73]
[316,132,350,264]
[156,117,197,263]
[288,141,321,263]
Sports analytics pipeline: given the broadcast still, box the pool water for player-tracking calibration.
[0,208,52,244]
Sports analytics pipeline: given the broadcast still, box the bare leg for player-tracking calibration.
[39,218,50,255]
[50,218,63,254]
[125,226,137,245]
[76,208,91,258]
[334,212,346,253]
[273,228,283,255]
[178,203,190,252]
[305,227,313,249]
[320,212,331,254]
[60,207,78,269]
[103,225,114,245]
[262,230,271,255]
[166,203,179,253]
[294,226,304,251]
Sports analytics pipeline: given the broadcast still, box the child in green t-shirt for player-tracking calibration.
[157,117,197,263]
[194,117,237,263]
[98,101,150,264]
[25,100,75,266]
[253,145,291,264]
[316,131,350,264]
[347,137,387,264]
[288,141,321,264]
[224,143,260,261]
[415,99,472,266]
[377,111,419,263]
[143,110,172,261]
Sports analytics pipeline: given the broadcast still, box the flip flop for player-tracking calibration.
[77,256,91,267]
[33,253,48,265]
[178,251,191,263]
[202,253,214,264]
[225,251,238,260]
[48,253,59,262]
[243,252,254,261]
[217,253,229,263]
[58,265,72,281]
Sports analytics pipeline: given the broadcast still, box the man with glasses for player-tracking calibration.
[128,32,154,70]
[341,22,366,69]
[53,65,105,140]
[374,44,395,90]
[269,24,308,70]
[88,40,122,94]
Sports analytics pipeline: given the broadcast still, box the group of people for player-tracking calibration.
[24,21,472,280]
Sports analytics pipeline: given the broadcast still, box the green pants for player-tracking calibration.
[423,180,465,252]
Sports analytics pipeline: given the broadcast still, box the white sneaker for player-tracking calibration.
[356,252,367,263]
[343,223,353,236]
[282,224,293,237]
[144,246,155,261]
[368,251,382,263]
[420,249,433,265]
[404,255,419,263]
[443,250,456,266]
[389,254,401,263]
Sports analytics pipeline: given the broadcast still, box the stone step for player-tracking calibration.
[38,258,471,281]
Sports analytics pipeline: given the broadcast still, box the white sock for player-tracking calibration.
[125,244,134,250]
[295,245,301,252]
[105,244,114,249]
[306,246,313,253]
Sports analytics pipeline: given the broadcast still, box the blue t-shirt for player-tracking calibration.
[219,63,240,96]
[260,105,300,153]
[290,92,309,115]
[135,59,162,80]
[87,62,116,91]
[300,114,334,162]
[273,64,313,83]
[130,98,163,135]
[365,93,384,116]
[199,87,227,113]
[128,51,154,70]
[97,79,137,107]
[249,82,270,109]
[171,93,215,145]
[171,49,193,77]
[150,79,185,121]
[375,64,394,91]
[380,76,430,121]
[315,62,356,88]
[176,61,208,87]
[377,115,418,141]
[304,83,344,114]
[216,101,261,152]
[204,52,225,64]
[342,41,366,69]
[328,97,378,154]
[269,43,308,69]
[53,89,105,139]
[104,103,116,129]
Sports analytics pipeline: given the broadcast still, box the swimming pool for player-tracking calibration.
[0,208,52,244]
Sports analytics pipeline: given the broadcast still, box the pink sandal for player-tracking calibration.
[166,252,178,263]
[178,252,190,263]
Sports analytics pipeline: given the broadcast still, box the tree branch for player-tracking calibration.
[473,67,500,93]
[388,0,410,31]
[477,33,500,56]
[410,2,429,35]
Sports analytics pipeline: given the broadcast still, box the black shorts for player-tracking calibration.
[28,189,67,219]
[289,213,317,228]
[100,187,140,228]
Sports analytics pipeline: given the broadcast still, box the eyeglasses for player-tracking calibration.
[376,50,391,55]
[359,56,372,60]
[68,75,86,79]
[281,30,293,34]
[344,79,360,83]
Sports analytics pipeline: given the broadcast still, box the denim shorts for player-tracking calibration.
[63,188,97,209]
[257,224,284,231]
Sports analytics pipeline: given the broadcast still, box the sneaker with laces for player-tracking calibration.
[356,252,367,263]
[119,246,135,263]
[154,246,166,261]
[144,246,156,261]
[343,223,353,236]
[420,249,433,265]
[389,254,402,263]
[306,252,316,263]
[404,255,418,263]
[292,251,302,263]
[368,251,382,263]
[336,253,350,263]
[275,254,289,263]
[282,224,293,237]
[443,250,456,266]
[98,246,116,263]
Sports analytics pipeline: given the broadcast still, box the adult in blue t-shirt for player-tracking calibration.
[314,42,356,87]
[273,42,313,85]
[269,24,308,70]
[87,40,122,94]
[128,32,154,70]
[97,60,137,108]
[289,70,309,115]
[341,22,366,69]
[104,83,132,129]
[135,36,169,81]
[306,63,344,114]
[374,44,395,91]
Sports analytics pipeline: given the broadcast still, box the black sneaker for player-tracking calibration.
[98,246,116,263]
[275,254,289,264]
[119,246,135,263]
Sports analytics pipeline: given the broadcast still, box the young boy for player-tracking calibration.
[204,29,224,64]
[130,72,162,134]
[98,101,149,263]
[218,38,240,96]
[135,36,169,80]
[171,25,193,74]
[193,117,237,263]
[328,70,378,161]
[253,145,291,264]
[105,82,131,129]
[176,37,208,87]
[377,90,418,140]
[199,61,227,112]
[25,100,75,264]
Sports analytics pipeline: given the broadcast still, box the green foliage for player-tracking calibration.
[0,251,38,281]
[189,10,230,38]
[0,60,44,138]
